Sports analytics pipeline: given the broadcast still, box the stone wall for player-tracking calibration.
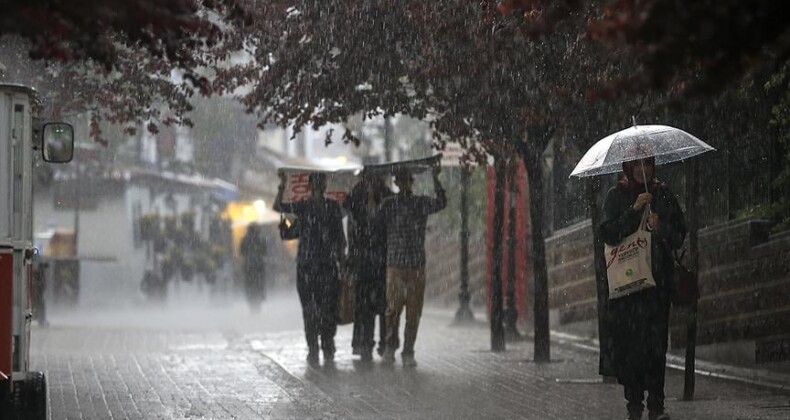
[424,228,488,309]
[545,220,597,326]
[545,217,790,364]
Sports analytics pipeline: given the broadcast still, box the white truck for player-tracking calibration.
[0,83,74,419]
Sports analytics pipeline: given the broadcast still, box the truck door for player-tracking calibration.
[0,88,34,374]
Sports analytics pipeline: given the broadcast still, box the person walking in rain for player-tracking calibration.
[274,172,346,365]
[377,165,446,368]
[344,171,393,362]
[600,157,686,420]
[240,223,267,313]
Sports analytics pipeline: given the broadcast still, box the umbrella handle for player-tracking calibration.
[640,157,652,230]
[638,206,651,231]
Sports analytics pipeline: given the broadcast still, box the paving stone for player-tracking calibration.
[26,293,790,420]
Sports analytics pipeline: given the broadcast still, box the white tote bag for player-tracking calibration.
[605,209,656,299]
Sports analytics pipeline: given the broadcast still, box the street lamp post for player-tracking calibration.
[504,161,522,340]
[454,166,474,323]
[490,159,507,351]
[684,159,700,400]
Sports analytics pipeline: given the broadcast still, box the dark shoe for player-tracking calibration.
[360,349,373,362]
[627,410,643,420]
[323,349,335,362]
[381,349,395,366]
[307,351,319,366]
[648,412,670,420]
[402,354,417,368]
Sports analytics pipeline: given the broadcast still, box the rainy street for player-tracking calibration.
[30,289,789,420]
[3,3,790,420]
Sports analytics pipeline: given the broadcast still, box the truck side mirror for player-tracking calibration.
[42,123,74,163]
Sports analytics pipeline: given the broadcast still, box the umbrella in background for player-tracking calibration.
[570,124,715,179]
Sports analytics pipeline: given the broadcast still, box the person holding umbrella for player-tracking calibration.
[600,155,686,420]
[571,123,713,420]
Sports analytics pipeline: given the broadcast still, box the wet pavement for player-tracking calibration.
[30,290,790,420]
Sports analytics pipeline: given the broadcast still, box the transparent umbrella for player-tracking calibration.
[569,124,715,178]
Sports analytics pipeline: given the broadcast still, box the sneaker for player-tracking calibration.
[648,413,670,420]
[402,354,417,368]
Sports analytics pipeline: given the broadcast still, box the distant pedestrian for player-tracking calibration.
[600,157,686,420]
[344,171,393,361]
[274,172,346,365]
[240,223,267,313]
[377,165,446,368]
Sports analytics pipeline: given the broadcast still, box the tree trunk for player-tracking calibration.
[522,148,550,363]
[490,158,506,352]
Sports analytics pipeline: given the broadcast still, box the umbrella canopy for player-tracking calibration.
[570,125,715,178]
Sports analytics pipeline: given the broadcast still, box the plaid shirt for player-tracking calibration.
[377,191,446,269]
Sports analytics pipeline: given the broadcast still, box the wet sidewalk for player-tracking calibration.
[30,292,790,419]
[246,307,790,420]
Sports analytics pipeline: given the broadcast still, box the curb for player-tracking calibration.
[424,306,790,395]
[549,330,790,395]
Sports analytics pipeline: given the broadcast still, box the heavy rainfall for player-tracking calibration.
[0,1,789,420]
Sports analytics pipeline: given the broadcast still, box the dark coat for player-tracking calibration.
[344,182,393,352]
[599,182,686,384]
[344,183,393,283]
[280,196,345,267]
[240,226,267,274]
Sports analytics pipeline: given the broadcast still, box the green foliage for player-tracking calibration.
[766,61,790,232]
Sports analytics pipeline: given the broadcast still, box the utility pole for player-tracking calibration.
[72,163,83,256]
[383,116,393,162]
[296,129,307,158]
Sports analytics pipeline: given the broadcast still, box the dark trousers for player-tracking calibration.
[623,359,667,416]
[297,262,338,355]
[243,264,266,303]
[351,277,386,354]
